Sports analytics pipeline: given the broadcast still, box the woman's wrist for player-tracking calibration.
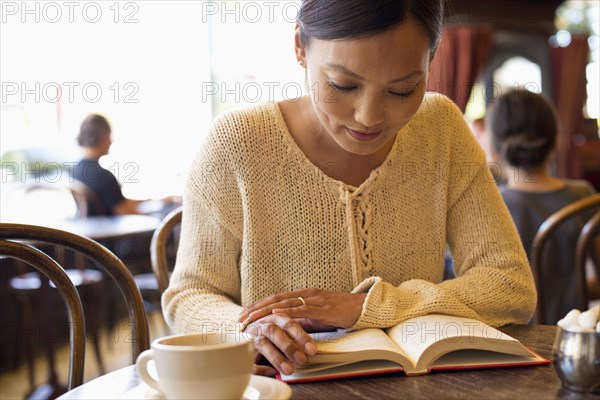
[349,292,368,327]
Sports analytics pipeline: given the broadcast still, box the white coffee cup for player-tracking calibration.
[136,332,254,400]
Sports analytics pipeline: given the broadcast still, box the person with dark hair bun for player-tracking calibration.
[163,0,536,376]
[488,88,559,174]
[487,88,596,324]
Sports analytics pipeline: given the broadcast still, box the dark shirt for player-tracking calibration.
[72,159,125,216]
[501,180,596,324]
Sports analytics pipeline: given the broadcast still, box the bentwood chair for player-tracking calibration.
[129,207,182,333]
[149,206,183,294]
[0,223,150,398]
[531,193,600,324]
[5,180,109,391]
[68,179,107,216]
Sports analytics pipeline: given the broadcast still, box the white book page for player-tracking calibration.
[432,349,542,368]
[386,314,518,367]
[311,328,401,355]
[282,360,404,381]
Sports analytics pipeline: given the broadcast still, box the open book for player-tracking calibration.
[279,314,549,383]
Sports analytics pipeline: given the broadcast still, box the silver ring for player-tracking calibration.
[298,296,306,306]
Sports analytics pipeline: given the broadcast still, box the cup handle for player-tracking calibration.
[136,349,162,392]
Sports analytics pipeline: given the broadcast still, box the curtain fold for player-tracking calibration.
[550,35,590,178]
[426,26,494,112]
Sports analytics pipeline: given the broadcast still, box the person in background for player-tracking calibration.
[72,114,180,216]
[487,88,597,324]
[163,0,537,377]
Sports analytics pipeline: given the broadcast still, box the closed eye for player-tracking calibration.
[390,89,416,98]
[329,81,356,92]
[330,81,417,98]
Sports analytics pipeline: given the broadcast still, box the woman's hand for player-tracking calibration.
[241,289,367,376]
[239,288,367,330]
[245,313,318,376]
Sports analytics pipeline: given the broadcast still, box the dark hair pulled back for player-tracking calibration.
[297,0,444,58]
[488,89,558,170]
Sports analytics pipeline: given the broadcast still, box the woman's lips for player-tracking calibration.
[346,127,383,142]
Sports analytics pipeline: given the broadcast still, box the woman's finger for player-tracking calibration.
[252,351,277,376]
[240,293,291,320]
[272,304,322,320]
[280,316,318,356]
[252,364,277,376]
[273,292,366,328]
[297,318,338,333]
[246,314,315,371]
[247,297,307,322]
[252,334,295,375]
[239,289,365,329]
[271,305,340,329]
[239,289,315,321]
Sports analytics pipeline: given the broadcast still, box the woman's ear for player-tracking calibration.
[294,22,306,66]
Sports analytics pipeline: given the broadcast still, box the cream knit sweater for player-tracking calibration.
[162,93,537,333]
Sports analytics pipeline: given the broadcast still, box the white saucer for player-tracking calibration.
[120,375,292,400]
[243,376,292,400]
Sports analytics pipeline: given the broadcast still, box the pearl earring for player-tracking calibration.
[298,60,305,67]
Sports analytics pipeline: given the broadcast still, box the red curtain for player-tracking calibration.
[550,35,589,179]
[427,26,494,112]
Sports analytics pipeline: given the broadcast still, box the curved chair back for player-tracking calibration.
[0,223,150,388]
[575,212,600,306]
[69,179,107,216]
[150,207,182,294]
[531,193,600,323]
[0,239,85,390]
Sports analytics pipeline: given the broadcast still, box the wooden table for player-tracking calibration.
[53,215,160,241]
[57,325,600,399]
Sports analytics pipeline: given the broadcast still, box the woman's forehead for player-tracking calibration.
[306,19,431,76]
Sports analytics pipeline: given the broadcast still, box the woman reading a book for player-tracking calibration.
[162,0,537,377]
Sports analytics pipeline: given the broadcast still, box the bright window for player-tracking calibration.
[493,57,543,94]
[1,1,301,201]
[555,0,600,120]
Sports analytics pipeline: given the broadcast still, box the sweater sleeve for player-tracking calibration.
[350,96,537,329]
[162,116,245,334]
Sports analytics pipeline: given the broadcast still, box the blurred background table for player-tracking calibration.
[3,215,161,241]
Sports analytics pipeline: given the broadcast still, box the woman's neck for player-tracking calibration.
[505,166,565,192]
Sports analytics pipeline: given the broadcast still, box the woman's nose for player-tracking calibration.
[354,97,384,129]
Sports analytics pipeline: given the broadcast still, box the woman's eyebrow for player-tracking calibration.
[324,63,423,83]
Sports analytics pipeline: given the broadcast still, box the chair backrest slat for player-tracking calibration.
[0,239,86,389]
[0,223,150,378]
[575,212,600,310]
[531,193,600,323]
[150,207,182,294]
